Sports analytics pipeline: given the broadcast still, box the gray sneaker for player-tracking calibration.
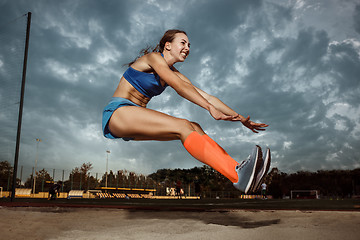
[251,148,271,193]
[233,146,261,194]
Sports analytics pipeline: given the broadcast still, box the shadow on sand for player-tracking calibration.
[125,209,280,228]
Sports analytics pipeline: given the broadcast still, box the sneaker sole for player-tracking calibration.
[249,146,263,193]
[253,148,271,192]
[244,145,262,194]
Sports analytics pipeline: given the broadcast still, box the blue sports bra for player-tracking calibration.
[123,54,169,99]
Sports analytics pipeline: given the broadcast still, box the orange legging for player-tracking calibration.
[183,131,238,183]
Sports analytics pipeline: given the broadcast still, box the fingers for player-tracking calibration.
[218,112,269,134]
[223,115,235,120]
[253,124,268,129]
[229,115,242,121]
[252,123,268,132]
[253,128,266,133]
[242,119,268,133]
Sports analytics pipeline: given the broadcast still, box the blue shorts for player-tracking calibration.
[102,97,140,140]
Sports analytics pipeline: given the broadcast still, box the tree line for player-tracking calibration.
[0,161,157,193]
[1,160,359,198]
[149,166,360,198]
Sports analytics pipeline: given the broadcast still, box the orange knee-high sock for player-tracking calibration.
[183,131,238,183]
[203,134,226,151]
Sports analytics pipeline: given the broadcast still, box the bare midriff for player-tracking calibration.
[112,77,150,107]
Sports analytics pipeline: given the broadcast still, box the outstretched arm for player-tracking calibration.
[175,71,268,133]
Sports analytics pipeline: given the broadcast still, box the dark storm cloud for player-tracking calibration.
[354,4,360,34]
[176,0,263,86]
[1,0,359,177]
[328,41,360,103]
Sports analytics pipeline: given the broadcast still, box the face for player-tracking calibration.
[166,33,190,62]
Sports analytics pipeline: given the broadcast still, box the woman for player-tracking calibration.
[102,29,270,194]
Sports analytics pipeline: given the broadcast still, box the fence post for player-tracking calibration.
[7,168,12,191]
[61,170,64,192]
[31,167,34,192]
[71,174,73,190]
[87,173,90,191]
[20,166,23,187]
[116,171,119,189]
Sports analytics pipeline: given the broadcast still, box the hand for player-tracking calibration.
[240,115,268,133]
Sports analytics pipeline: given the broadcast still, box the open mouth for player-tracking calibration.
[181,52,188,58]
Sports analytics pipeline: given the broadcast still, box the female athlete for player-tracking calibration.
[102,29,270,193]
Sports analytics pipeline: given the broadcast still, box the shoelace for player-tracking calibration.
[235,155,251,170]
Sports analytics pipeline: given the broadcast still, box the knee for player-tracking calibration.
[177,119,204,135]
[177,119,194,132]
[174,119,195,140]
[190,121,204,133]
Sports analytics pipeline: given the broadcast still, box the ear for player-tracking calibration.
[165,42,171,51]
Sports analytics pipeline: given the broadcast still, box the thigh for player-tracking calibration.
[108,106,195,142]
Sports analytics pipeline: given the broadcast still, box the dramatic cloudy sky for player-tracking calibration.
[1,0,359,180]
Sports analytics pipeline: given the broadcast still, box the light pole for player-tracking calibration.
[105,150,110,188]
[33,138,41,194]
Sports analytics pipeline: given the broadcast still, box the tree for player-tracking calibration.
[0,161,13,191]
[266,167,286,198]
[24,168,52,193]
[63,162,98,191]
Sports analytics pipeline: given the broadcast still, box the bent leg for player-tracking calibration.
[109,106,238,183]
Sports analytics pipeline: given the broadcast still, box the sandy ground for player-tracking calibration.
[0,207,359,240]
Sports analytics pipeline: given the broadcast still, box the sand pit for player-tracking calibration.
[0,206,359,240]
